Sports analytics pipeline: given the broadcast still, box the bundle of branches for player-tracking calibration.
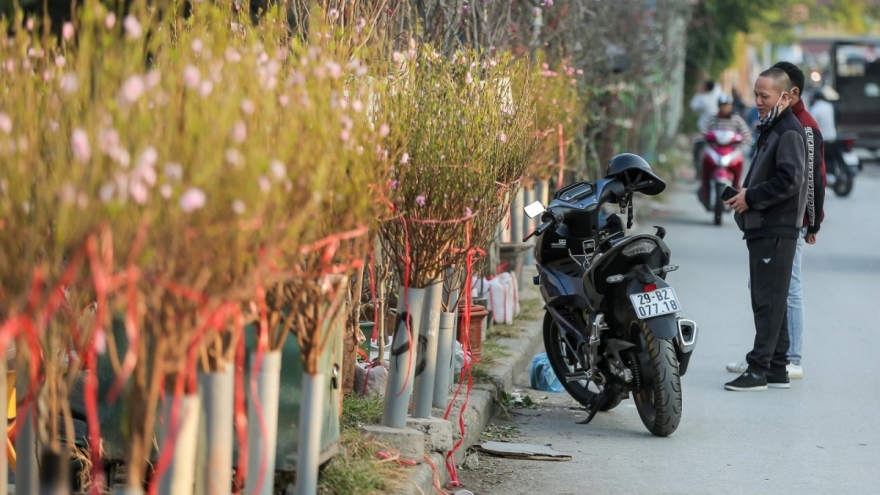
[516,52,585,183]
[375,46,537,289]
[1,0,388,488]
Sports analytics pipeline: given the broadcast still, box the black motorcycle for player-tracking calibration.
[825,135,860,198]
[524,154,698,437]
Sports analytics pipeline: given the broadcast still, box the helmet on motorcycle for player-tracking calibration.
[718,94,734,105]
[605,153,666,196]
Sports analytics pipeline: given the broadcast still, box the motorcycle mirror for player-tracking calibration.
[524,200,546,219]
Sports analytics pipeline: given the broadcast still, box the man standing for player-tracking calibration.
[726,62,826,380]
[724,68,808,391]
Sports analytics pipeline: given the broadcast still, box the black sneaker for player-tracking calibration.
[724,371,768,391]
[767,369,790,389]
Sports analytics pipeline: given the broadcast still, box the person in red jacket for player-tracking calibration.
[726,62,826,380]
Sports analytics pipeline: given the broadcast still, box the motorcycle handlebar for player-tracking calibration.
[523,219,554,242]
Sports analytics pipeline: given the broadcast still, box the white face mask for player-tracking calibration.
[760,90,790,124]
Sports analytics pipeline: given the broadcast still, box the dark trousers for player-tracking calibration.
[745,236,798,373]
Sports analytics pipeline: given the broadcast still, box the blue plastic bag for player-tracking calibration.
[530,352,564,393]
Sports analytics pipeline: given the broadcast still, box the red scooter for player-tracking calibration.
[699,129,745,226]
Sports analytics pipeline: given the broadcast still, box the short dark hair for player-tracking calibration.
[759,68,793,93]
[772,61,805,93]
[703,79,716,92]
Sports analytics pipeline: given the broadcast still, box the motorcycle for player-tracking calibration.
[825,134,860,197]
[699,129,745,226]
[524,154,698,437]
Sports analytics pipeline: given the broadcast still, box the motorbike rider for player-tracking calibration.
[698,94,753,207]
[810,85,839,142]
[690,79,723,178]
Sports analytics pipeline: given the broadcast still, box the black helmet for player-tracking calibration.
[605,153,666,196]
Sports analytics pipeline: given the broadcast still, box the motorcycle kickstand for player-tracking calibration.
[577,390,609,425]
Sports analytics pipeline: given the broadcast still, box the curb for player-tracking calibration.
[394,298,546,495]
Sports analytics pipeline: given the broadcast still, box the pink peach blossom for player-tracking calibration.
[99,128,120,153]
[416,195,426,206]
[136,147,158,172]
[145,70,161,89]
[191,38,204,53]
[60,73,79,93]
[71,129,91,163]
[62,22,75,41]
[257,176,271,193]
[270,160,286,180]
[184,66,200,89]
[130,181,149,204]
[0,113,11,134]
[61,183,77,205]
[231,121,247,144]
[199,80,214,97]
[379,124,390,137]
[401,153,409,164]
[240,99,255,115]
[105,13,117,29]
[326,61,342,79]
[160,184,173,199]
[55,55,66,68]
[180,188,206,212]
[232,200,246,214]
[225,149,244,167]
[120,75,145,103]
[225,48,241,63]
[278,94,289,107]
[124,15,142,40]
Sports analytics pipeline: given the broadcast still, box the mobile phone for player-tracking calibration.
[720,186,738,202]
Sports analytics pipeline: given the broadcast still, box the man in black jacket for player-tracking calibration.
[724,68,808,391]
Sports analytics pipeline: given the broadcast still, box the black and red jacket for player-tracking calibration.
[790,100,826,234]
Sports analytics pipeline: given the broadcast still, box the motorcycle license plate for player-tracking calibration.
[630,288,681,319]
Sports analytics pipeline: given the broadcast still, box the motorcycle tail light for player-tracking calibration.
[621,239,657,257]
[643,284,657,292]
[843,138,855,152]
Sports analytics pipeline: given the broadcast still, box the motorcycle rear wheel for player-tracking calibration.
[831,157,854,197]
[543,312,622,411]
[630,319,682,437]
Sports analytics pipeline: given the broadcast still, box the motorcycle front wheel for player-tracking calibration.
[630,319,682,437]
[543,312,622,411]
[713,183,725,226]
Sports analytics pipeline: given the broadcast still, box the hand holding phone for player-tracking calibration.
[720,186,738,202]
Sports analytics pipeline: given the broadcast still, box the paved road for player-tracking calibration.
[459,166,880,494]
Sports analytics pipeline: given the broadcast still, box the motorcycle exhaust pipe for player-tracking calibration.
[675,318,698,354]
